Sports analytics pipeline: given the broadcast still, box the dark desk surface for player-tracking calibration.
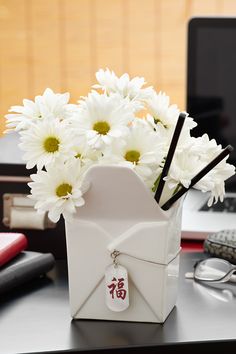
[1,252,236,354]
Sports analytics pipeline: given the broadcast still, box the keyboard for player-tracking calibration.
[200,197,236,213]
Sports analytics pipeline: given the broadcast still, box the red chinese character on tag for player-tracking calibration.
[105,264,129,311]
[107,277,127,300]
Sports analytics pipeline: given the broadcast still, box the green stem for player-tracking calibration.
[152,173,161,192]
[172,183,182,196]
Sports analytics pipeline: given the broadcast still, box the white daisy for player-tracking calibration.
[5,88,70,132]
[192,158,235,207]
[162,136,235,206]
[94,68,154,112]
[101,119,166,185]
[71,135,102,167]
[19,119,75,170]
[38,88,71,120]
[158,146,203,206]
[28,159,85,222]
[164,148,201,190]
[163,136,222,195]
[192,139,235,205]
[146,91,197,136]
[188,134,222,161]
[195,161,234,206]
[146,92,175,127]
[70,91,134,150]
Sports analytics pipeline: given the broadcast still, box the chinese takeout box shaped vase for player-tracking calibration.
[65,165,183,323]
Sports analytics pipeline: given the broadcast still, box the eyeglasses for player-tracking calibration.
[186,257,236,283]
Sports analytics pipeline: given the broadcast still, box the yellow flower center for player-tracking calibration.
[154,116,161,124]
[44,136,60,153]
[93,121,110,135]
[56,183,72,198]
[154,116,168,128]
[125,150,140,164]
[75,152,81,159]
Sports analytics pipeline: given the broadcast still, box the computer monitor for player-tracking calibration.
[187,17,236,191]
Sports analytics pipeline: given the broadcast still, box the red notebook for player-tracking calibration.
[0,233,28,267]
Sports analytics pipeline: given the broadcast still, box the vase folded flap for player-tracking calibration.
[107,221,179,265]
[79,165,172,225]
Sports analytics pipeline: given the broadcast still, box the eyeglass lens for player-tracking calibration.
[195,258,232,281]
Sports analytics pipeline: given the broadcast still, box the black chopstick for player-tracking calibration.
[161,144,234,211]
[154,112,186,204]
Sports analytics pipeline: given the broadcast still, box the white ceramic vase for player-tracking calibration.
[65,165,183,323]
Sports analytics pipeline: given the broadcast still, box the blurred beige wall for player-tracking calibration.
[1,0,236,135]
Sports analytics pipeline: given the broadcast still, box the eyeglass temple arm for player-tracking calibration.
[185,269,236,282]
[223,269,236,283]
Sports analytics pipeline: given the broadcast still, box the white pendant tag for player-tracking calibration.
[105,264,129,312]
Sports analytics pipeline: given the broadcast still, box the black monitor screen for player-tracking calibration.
[187,18,236,191]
